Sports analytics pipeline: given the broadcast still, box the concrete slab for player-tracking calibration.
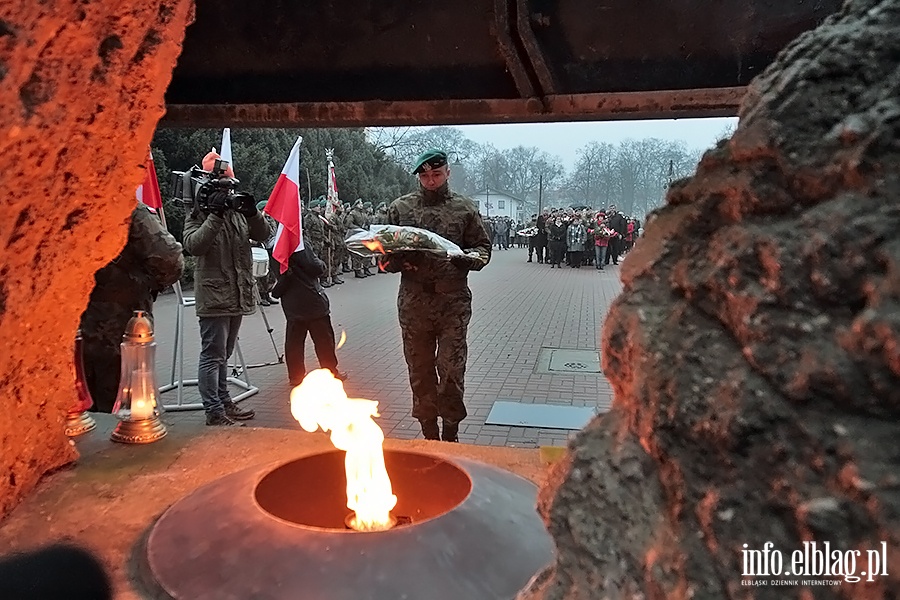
[486,400,598,429]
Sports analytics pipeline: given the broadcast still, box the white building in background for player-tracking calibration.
[470,188,525,221]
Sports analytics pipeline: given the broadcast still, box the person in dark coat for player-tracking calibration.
[534,211,548,263]
[80,204,183,412]
[547,211,568,268]
[183,150,270,426]
[605,205,627,265]
[273,244,346,386]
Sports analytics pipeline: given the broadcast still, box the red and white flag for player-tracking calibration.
[264,137,304,273]
[325,151,340,217]
[220,128,234,173]
[135,149,162,211]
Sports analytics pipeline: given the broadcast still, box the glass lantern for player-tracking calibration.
[110,311,167,444]
[65,329,97,436]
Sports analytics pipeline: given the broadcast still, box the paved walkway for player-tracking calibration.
[152,247,623,447]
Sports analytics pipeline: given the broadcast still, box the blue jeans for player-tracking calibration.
[198,315,243,415]
[594,245,607,268]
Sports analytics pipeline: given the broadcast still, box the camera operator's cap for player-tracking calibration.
[412,149,448,174]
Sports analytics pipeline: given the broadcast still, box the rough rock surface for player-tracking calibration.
[520,0,900,598]
[0,1,193,518]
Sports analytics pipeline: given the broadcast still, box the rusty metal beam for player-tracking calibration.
[161,87,746,128]
[493,0,537,98]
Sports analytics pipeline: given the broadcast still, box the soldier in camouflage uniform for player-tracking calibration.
[319,200,336,287]
[80,204,184,412]
[371,202,389,273]
[303,198,329,286]
[326,202,346,285]
[341,202,353,273]
[347,198,372,277]
[381,149,491,442]
[363,201,379,273]
[374,202,388,225]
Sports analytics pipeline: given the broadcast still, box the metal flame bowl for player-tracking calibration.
[145,449,553,600]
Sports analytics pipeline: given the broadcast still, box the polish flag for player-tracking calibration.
[220,128,234,173]
[264,137,304,273]
[135,149,162,210]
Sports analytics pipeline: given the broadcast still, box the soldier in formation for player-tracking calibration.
[347,198,374,278]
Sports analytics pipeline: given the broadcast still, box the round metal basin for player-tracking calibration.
[146,449,553,600]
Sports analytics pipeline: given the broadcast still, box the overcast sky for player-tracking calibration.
[455,116,737,169]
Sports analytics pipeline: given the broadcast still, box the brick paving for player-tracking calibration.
[153,247,623,448]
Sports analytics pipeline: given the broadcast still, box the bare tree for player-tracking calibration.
[563,138,699,217]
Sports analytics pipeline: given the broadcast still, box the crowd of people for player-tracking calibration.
[521,206,640,269]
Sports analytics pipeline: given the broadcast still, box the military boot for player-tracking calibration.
[419,419,440,441]
[332,274,344,285]
[320,277,332,288]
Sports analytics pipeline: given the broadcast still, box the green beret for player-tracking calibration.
[256,200,268,211]
[412,149,448,174]
[363,201,372,208]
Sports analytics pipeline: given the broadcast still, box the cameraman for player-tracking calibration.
[183,151,271,426]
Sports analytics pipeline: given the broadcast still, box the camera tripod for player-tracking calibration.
[242,280,284,370]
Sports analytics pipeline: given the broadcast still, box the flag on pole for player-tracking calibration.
[220,128,233,172]
[325,148,340,217]
[136,149,163,211]
[263,137,304,273]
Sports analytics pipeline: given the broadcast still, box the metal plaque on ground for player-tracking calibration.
[486,401,598,430]
[534,348,602,374]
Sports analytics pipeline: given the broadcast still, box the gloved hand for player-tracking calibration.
[236,192,258,218]
[205,190,230,217]
[379,250,421,273]
[449,253,482,271]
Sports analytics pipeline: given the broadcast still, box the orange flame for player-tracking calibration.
[362,239,386,254]
[290,369,397,531]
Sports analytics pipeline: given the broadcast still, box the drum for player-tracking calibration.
[251,247,270,278]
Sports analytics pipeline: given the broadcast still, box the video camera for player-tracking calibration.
[171,159,252,212]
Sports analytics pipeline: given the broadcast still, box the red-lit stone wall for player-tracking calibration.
[0,1,193,518]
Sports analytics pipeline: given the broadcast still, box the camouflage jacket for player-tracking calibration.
[348,207,370,230]
[387,183,491,284]
[81,205,184,346]
[327,211,347,244]
[302,208,326,259]
[183,207,270,317]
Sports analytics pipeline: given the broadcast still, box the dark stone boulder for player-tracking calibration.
[521,0,900,597]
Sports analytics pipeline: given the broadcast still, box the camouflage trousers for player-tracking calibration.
[351,251,368,272]
[330,242,346,278]
[397,282,472,425]
[82,341,121,413]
